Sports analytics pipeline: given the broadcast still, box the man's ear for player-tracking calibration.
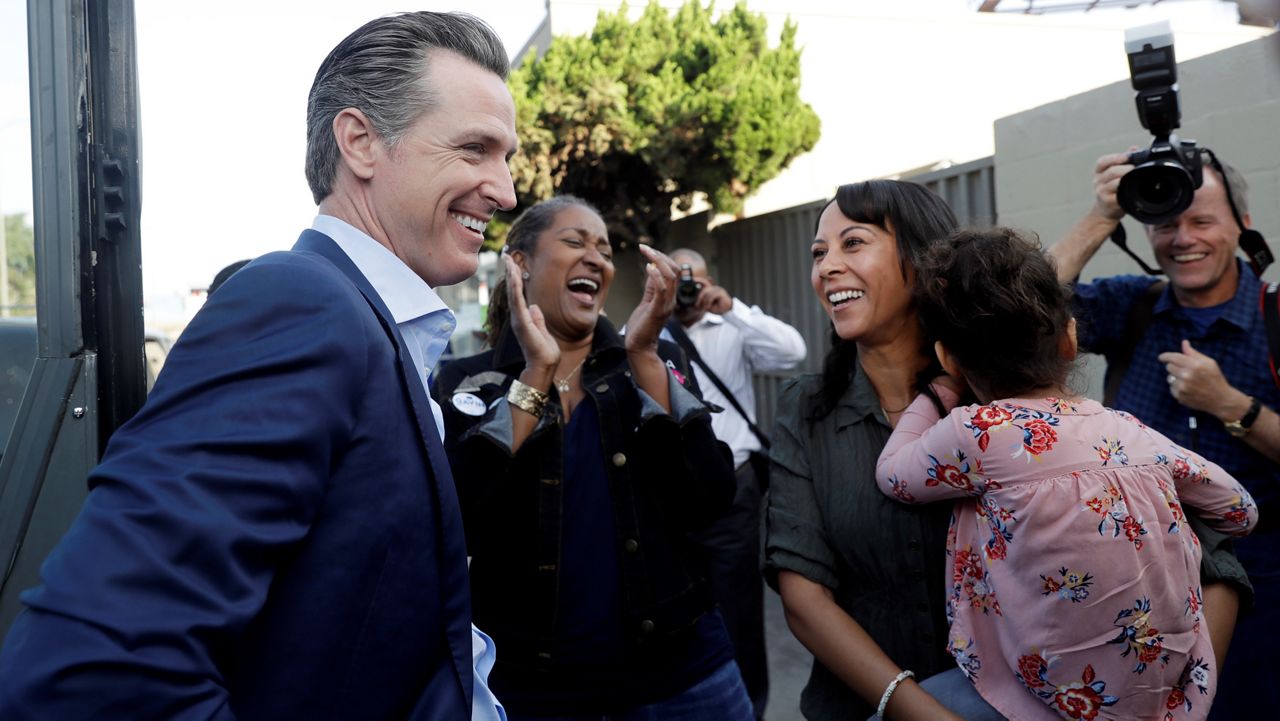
[332,107,378,181]
[1060,317,1079,361]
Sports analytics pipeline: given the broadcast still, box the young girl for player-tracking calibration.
[875,228,1257,721]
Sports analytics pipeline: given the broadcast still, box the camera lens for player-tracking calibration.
[1118,160,1195,224]
[676,279,701,307]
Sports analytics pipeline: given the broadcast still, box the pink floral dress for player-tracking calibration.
[876,389,1257,721]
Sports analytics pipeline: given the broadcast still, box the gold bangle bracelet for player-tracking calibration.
[506,379,549,418]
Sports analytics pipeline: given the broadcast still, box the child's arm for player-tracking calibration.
[1156,436,1258,536]
[876,384,984,504]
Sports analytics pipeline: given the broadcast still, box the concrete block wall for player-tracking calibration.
[996,32,1280,282]
[994,32,1280,398]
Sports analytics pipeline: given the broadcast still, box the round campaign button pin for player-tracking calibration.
[452,392,487,417]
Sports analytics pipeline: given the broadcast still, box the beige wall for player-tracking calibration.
[993,32,1280,398]
[995,31,1280,282]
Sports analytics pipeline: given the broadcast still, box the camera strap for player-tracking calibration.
[1263,282,1280,390]
[1108,224,1163,276]
[1203,148,1274,277]
[664,319,771,450]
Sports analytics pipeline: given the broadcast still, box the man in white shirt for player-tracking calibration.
[669,248,807,720]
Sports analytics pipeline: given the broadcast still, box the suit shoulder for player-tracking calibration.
[237,250,356,293]
[210,250,370,321]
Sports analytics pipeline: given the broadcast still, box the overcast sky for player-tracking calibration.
[0,0,1254,301]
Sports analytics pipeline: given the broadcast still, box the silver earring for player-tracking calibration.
[522,271,530,280]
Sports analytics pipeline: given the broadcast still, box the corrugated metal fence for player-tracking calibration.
[709,156,996,431]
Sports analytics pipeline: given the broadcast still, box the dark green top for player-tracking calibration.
[764,364,953,721]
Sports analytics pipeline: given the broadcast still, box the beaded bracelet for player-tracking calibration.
[506,379,549,418]
[876,669,914,719]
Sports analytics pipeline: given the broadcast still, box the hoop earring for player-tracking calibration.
[521,271,530,280]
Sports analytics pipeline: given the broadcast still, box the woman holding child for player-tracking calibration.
[764,180,974,720]
[766,180,1257,720]
[876,227,1255,720]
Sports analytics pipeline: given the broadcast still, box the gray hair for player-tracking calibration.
[305,12,509,204]
[1202,150,1249,218]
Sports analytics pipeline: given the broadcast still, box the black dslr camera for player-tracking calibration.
[1118,21,1202,225]
[676,264,703,308]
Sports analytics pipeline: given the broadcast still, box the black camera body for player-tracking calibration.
[676,264,703,308]
[1118,22,1203,225]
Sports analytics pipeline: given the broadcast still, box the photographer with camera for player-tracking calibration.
[1047,23,1280,719]
[664,248,806,720]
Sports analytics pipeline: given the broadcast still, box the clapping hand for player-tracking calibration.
[504,253,559,376]
[623,245,680,354]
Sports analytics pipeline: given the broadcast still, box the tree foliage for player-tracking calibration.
[4,213,36,315]
[501,0,820,249]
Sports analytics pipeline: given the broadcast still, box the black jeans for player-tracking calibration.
[693,461,768,720]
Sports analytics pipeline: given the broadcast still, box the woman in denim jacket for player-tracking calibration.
[433,196,747,721]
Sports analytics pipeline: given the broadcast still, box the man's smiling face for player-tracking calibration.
[369,50,518,287]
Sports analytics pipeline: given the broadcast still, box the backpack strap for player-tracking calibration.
[1261,281,1280,390]
[1103,281,1167,407]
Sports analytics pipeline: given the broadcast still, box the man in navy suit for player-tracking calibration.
[0,12,517,721]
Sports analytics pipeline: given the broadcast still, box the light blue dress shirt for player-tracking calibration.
[313,215,506,721]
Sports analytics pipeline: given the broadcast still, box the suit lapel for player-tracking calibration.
[293,230,474,708]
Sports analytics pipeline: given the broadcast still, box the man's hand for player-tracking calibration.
[1048,149,1137,283]
[696,284,733,316]
[1159,340,1253,422]
[1091,151,1135,222]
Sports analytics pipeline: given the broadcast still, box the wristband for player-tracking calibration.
[506,379,549,418]
[876,669,914,719]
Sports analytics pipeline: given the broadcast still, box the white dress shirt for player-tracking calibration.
[683,298,806,468]
[314,214,506,721]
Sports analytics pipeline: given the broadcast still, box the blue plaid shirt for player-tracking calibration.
[1074,259,1280,513]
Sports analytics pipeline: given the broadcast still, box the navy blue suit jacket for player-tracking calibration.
[0,231,474,721]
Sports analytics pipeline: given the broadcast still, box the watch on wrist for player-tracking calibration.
[1224,396,1262,438]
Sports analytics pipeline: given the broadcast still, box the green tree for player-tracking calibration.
[501,0,820,249]
[4,213,36,315]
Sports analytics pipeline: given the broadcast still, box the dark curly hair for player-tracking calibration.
[914,227,1075,400]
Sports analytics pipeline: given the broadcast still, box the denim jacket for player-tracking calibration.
[433,316,735,676]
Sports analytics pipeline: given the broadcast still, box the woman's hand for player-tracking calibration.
[623,245,680,355]
[504,253,559,380]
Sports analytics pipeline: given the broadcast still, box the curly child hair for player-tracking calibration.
[914,227,1075,400]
